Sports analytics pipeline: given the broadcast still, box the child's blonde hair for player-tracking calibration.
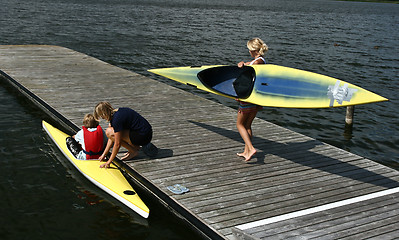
[94,101,116,122]
[247,38,268,56]
[83,113,99,128]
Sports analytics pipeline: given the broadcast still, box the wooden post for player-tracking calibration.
[344,106,355,139]
[345,106,355,126]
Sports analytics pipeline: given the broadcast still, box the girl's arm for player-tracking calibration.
[98,138,113,162]
[100,132,122,168]
[238,61,252,68]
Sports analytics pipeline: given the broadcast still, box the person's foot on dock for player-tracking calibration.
[121,151,138,161]
[244,149,257,162]
[237,149,257,162]
[237,152,245,157]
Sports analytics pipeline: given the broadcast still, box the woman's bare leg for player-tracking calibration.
[236,111,257,161]
[106,127,139,160]
[119,130,140,160]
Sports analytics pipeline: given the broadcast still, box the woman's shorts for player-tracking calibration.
[129,129,153,146]
[238,101,263,114]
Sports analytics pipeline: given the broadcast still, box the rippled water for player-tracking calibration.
[0,84,199,239]
[1,0,399,239]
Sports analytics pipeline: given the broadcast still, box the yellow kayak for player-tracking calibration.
[42,121,149,218]
[149,64,388,108]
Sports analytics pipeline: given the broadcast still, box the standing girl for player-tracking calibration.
[236,38,268,162]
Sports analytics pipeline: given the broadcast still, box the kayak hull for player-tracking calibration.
[149,64,388,108]
[42,121,149,218]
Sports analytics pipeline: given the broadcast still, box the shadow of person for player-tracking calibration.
[119,147,174,161]
[188,120,399,189]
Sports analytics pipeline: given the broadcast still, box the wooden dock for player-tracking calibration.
[1,45,399,240]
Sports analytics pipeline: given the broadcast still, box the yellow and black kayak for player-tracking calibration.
[149,64,388,108]
[42,121,149,218]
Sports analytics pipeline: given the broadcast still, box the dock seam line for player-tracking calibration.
[236,186,399,230]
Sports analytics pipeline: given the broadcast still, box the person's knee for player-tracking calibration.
[106,127,114,140]
[245,122,252,130]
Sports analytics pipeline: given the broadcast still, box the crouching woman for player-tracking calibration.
[94,101,153,168]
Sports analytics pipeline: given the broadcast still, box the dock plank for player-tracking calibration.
[246,193,399,239]
[1,45,399,240]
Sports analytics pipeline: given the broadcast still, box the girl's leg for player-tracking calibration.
[119,130,140,160]
[105,127,138,160]
[105,126,115,141]
[243,110,258,157]
[236,112,250,156]
[236,111,257,161]
[245,110,258,138]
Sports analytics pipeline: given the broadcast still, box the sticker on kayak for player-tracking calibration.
[327,80,358,107]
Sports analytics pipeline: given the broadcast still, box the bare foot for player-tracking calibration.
[121,151,138,161]
[244,149,257,162]
[237,152,245,157]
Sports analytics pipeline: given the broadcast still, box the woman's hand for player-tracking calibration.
[100,158,112,168]
[238,61,245,68]
[99,138,112,163]
[100,162,110,168]
[98,154,106,162]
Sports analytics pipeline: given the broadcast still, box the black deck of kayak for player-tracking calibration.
[2,45,399,240]
[197,65,255,98]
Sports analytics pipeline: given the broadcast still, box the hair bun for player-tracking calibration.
[247,38,268,56]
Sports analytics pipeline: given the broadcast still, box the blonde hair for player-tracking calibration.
[83,113,99,128]
[247,38,268,56]
[94,101,116,122]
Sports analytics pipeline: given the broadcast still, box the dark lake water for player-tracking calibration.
[1,0,398,239]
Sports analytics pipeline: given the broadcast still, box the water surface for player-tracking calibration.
[1,0,398,239]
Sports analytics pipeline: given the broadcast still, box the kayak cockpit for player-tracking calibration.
[197,66,255,99]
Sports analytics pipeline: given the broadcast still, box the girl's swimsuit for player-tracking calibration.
[238,101,263,114]
[249,56,266,65]
[238,56,266,114]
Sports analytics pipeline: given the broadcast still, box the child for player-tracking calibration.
[236,38,268,162]
[93,101,153,168]
[73,113,107,160]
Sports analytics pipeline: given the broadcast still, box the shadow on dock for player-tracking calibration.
[189,120,399,189]
[121,148,174,163]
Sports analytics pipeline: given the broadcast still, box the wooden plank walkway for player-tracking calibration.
[1,45,399,240]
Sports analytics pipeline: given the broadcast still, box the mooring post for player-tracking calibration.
[345,106,355,126]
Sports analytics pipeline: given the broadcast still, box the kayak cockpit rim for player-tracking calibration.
[197,66,256,99]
